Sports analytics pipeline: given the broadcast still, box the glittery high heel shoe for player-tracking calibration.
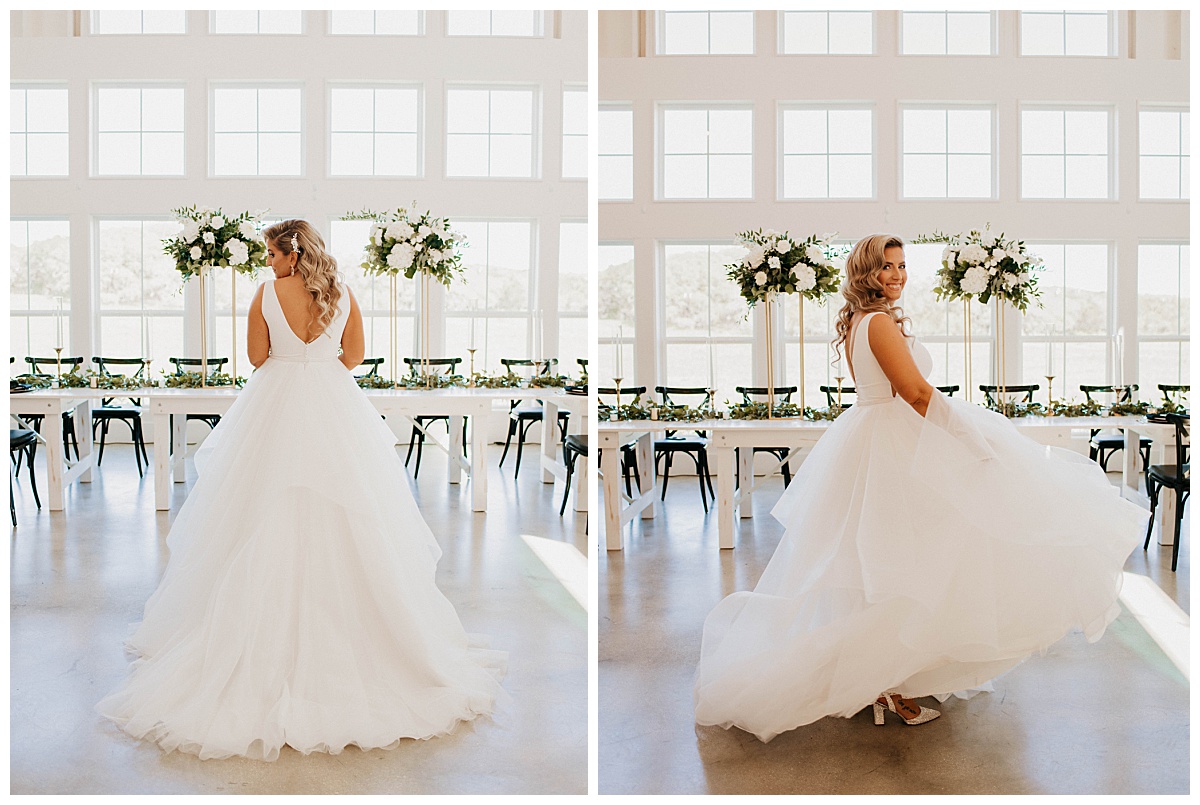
[872,691,941,726]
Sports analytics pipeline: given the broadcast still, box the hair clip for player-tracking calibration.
[290,234,300,252]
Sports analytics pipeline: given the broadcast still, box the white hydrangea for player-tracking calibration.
[180,219,200,244]
[991,248,1008,263]
[958,243,988,265]
[1003,273,1019,288]
[743,245,766,268]
[418,224,433,238]
[754,270,768,287]
[210,215,226,229]
[792,263,817,292]
[189,245,202,261]
[388,242,415,269]
[768,256,781,270]
[429,248,443,263]
[959,265,989,295]
[225,239,249,266]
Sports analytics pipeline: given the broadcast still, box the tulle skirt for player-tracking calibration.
[693,390,1147,742]
[96,357,506,760]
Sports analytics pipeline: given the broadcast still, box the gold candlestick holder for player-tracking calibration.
[1045,375,1055,406]
[612,377,623,419]
[835,375,844,409]
[467,348,477,387]
[707,387,716,413]
[54,346,63,386]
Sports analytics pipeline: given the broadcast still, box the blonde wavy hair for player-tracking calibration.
[831,233,913,370]
[262,219,342,341]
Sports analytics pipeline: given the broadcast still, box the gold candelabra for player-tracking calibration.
[835,375,844,409]
[54,346,63,385]
[1045,375,1055,405]
[612,377,623,418]
[467,348,477,387]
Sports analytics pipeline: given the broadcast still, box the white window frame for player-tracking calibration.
[88,10,187,35]
[91,81,187,178]
[898,103,997,201]
[326,82,424,179]
[444,10,546,38]
[1135,240,1190,390]
[1019,103,1116,201]
[898,10,996,56]
[209,10,305,35]
[10,82,70,179]
[777,102,875,201]
[561,83,588,181]
[1137,103,1190,202]
[443,83,542,181]
[209,81,307,179]
[656,101,755,201]
[777,10,875,55]
[598,240,636,381]
[326,10,424,36]
[599,102,634,202]
[10,217,72,361]
[1019,10,1117,58]
[656,10,756,56]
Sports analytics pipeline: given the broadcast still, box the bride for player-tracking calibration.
[693,233,1146,740]
[96,220,505,761]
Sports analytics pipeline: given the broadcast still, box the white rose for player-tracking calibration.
[803,245,823,265]
[429,249,443,263]
[418,225,432,238]
[743,245,766,267]
[754,270,768,287]
[1004,273,1019,288]
[189,245,202,260]
[238,221,257,241]
[959,266,989,295]
[941,245,956,265]
[991,248,1008,263]
[225,239,249,266]
[775,239,790,254]
[988,266,998,275]
[792,263,817,292]
[768,256,781,270]
[210,215,225,228]
[202,231,215,244]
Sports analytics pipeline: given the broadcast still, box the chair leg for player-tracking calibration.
[514,419,532,479]
[697,452,709,513]
[1144,481,1159,550]
[138,417,150,465]
[405,426,419,467]
[560,451,575,516]
[96,420,109,466]
[499,418,517,467]
[9,473,15,527]
[702,449,715,498]
[660,453,673,500]
[26,444,40,509]
[781,451,792,487]
[1171,486,1185,572]
[132,418,145,477]
[414,429,425,478]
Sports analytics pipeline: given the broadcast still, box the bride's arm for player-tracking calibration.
[868,314,935,417]
[247,284,269,369]
[338,286,365,371]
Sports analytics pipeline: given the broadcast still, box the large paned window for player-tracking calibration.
[558,221,588,371]
[900,11,993,55]
[779,10,872,54]
[658,10,755,55]
[599,105,633,200]
[212,85,304,176]
[598,243,635,384]
[10,219,70,366]
[11,86,69,177]
[327,219,416,368]
[901,106,994,198]
[91,10,186,34]
[211,11,303,35]
[1020,107,1112,199]
[780,105,872,199]
[95,85,186,176]
[95,219,184,369]
[562,87,587,179]
[328,11,422,35]
[446,11,543,37]
[1139,108,1190,200]
[659,105,753,199]
[446,220,535,371]
[1021,243,1110,394]
[661,242,752,404]
[329,85,421,177]
[445,87,537,178]
[1020,11,1112,57]
[1138,243,1190,393]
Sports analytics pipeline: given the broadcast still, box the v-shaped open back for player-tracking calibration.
[264,279,349,362]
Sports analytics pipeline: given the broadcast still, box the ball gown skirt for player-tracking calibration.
[693,384,1148,742]
[96,280,505,761]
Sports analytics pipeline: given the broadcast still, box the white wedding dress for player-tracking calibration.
[694,310,1147,742]
[96,277,506,761]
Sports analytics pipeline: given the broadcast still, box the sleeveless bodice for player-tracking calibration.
[849,311,933,405]
[263,279,349,363]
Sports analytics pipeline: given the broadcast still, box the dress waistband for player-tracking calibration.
[853,395,901,407]
[270,354,338,364]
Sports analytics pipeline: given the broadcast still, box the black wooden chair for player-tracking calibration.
[10,428,41,526]
[1144,413,1189,572]
[980,384,1039,406]
[91,357,151,477]
[168,357,229,431]
[561,434,588,516]
[1080,384,1152,473]
[576,357,588,378]
[354,357,385,380]
[597,386,645,498]
[402,357,467,478]
[22,356,83,463]
[653,386,716,512]
[735,385,798,487]
[1159,384,1190,406]
[498,358,567,479]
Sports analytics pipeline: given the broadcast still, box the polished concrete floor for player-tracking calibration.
[600,464,1189,795]
[10,439,587,795]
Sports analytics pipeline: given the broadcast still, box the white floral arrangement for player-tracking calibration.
[915,226,1044,311]
[343,205,467,287]
[725,229,847,307]
[163,205,267,281]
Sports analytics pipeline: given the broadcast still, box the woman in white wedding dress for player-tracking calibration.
[96,220,505,761]
[693,233,1146,740]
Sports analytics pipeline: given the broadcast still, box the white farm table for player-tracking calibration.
[10,385,582,514]
[598,414,1177,552]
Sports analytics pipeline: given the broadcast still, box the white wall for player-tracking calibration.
[599,9,1188,398]
[11,10,587,446]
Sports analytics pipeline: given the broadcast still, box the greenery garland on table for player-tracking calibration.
[164,206,267,281]
[343,206,467,286]
[601,402,722,423]
[356,374,397,389]
[725,229,847,307]
[398,373,467,389]
[726,403,846,421]
[471,372,522,389]
[529,374,570,388]
[13,370,89,389]
[85,370,155,390]
[160,371,245,389]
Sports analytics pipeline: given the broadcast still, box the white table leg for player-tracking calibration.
[44,404,65,511]
[471,412,487,512]
[738,446,753,519]
[154,412,171,511]
[172,415,186,483]
[448,415,463,485]
[77,400,94,483]
[574,454,588,513]
[636,433,656,519]
[715,445,737,549]
[541,400,558,483]
[602,441,622,550]
[1120,427,1139,500]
